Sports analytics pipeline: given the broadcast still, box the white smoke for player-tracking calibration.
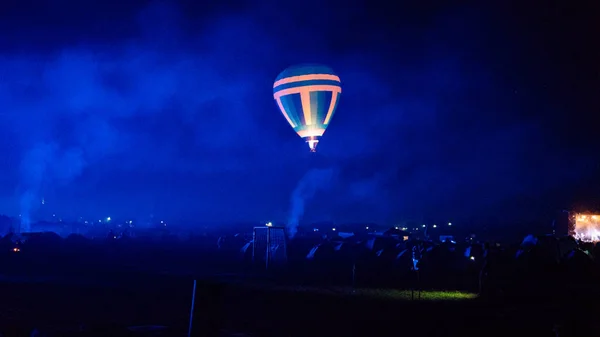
[18,143,54,233]
[287,168,335,239]
[18,142,87,233]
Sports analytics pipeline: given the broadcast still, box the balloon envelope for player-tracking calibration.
[273,64,342,152]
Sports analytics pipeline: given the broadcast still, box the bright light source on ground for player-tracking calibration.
[574,213,600,242]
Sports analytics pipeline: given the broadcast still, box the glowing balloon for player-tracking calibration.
[273,64,342,152]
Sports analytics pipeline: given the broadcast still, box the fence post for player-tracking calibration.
[187,279,197,337]
[265,227,271,270]
[352,263,356,292]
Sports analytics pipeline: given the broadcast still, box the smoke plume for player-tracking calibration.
[287,168,335,239]
[18,142,87,232]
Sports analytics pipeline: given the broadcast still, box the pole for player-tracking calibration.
[265,227,271,270]
[352,263,356,292]
[252,228,256,263]
[417,271,421,300]
[187,279,197,337]
[411,270,414,300]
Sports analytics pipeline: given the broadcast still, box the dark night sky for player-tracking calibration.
[0,0,598,228]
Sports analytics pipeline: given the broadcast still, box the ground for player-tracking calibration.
[0,272,598,336]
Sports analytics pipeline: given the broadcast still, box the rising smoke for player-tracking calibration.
[18,143,88,232]
[287,168,335,239]
[3,1,265,227]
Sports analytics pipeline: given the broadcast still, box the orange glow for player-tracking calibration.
[273,74,341,88]
[13,247,20,252]
[273,85,342,100]
[300,89,313,125]
[574,213,600,242]
[323,92,339,125]
[296,128,325,138]
[275,97,296,127]
[273,67,342,153]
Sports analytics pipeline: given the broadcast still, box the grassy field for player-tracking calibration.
[0,273,598,336]
[240,283,478,301]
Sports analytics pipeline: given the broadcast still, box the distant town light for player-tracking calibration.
[365,226,369,230]
[448,223,452,226]
[422,224,426,228]
[98,219,102,223]
[395,226,399,229]
[332,228,336,231]
[266,222,273,227]
[433,225,437,228]
[129,220,133,224]
[106,217,111,221]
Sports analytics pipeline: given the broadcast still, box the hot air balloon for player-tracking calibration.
[273,64,342,152]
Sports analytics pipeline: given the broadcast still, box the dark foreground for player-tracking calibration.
[1,272,599,337]
[1,232,599,336]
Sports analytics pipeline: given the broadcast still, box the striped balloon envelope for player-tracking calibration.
[273,64,342,152]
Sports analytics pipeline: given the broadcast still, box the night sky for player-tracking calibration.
[0,0,598,228]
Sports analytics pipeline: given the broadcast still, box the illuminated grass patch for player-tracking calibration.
[262,285,477,301]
